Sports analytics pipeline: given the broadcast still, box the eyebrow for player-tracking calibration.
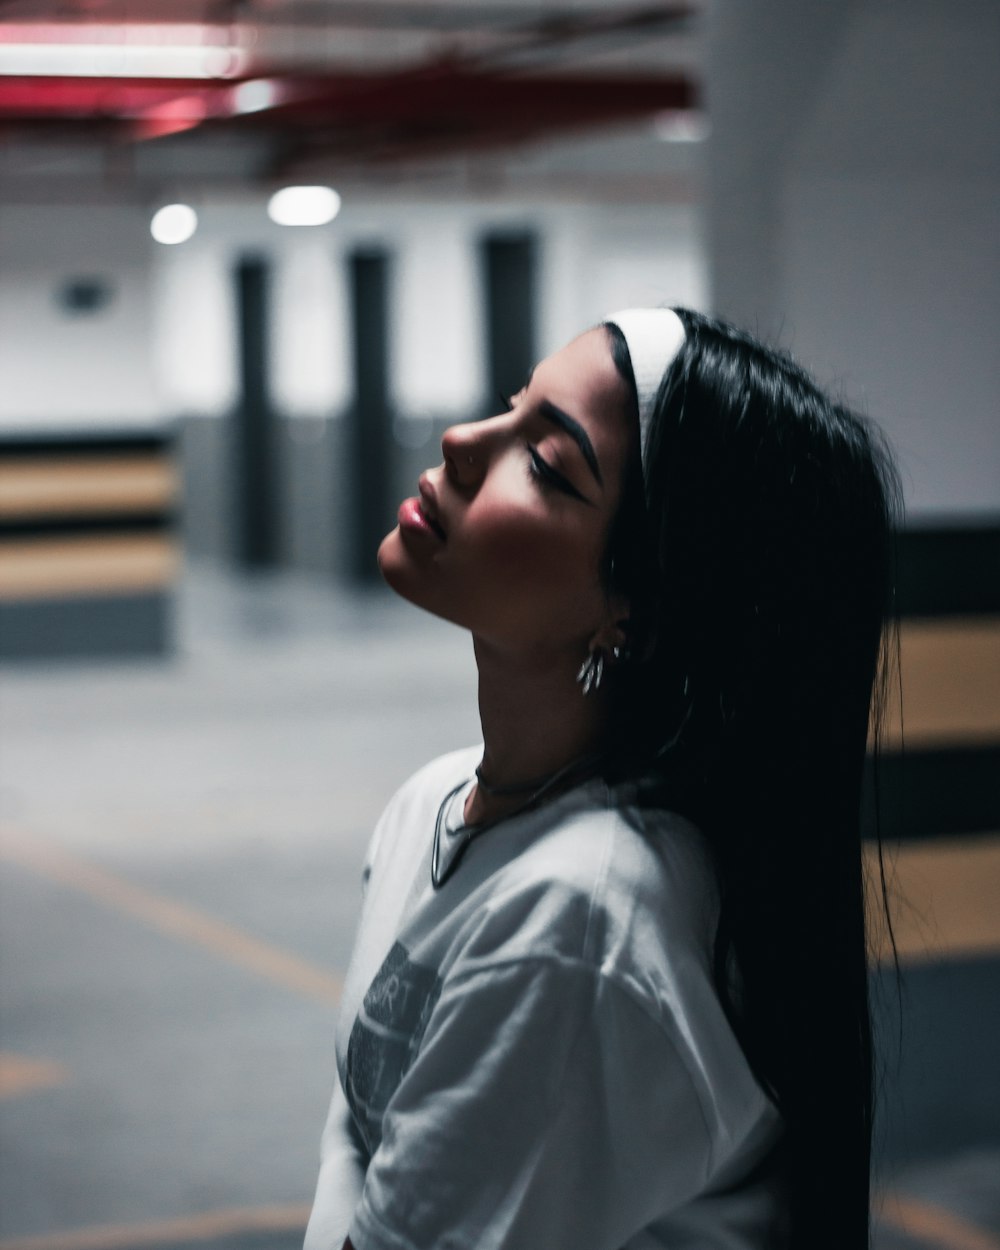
[538,400,603,487]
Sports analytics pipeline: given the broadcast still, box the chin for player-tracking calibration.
[376,528,402,585]
[376,528,423,606]
[377,528,461,628]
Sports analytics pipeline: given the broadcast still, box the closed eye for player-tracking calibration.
[525,443,593,505]
[505,389,594,506]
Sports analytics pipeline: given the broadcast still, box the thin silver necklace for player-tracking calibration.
[431,752,603,890]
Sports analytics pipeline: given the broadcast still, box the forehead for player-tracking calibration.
[530,328,632,472]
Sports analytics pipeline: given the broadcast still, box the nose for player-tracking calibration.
[441,417,492,488]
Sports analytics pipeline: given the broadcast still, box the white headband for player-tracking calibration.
[605,307,686,463]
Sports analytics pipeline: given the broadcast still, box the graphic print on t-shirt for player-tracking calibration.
[345,940,443,1153]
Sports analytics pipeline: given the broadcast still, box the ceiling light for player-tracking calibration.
[233,79,279,114]
[0,44,247,79]
[653,112,711,143]
[267,186,342,228]
[0,24,248,79]
[151,204,198,245]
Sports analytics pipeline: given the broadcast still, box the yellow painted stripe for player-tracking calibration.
[0,827,342,1005]
[879,1191,1000,1250]
[0,1201,310,1250]
[866,834,1000,966]
[0,457,177,520]
[0,1053,70,1101]
[0,534,179,601]
[880,617,1000,749]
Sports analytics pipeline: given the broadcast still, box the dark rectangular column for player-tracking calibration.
[234,256,280,569]
[481,232,538,402]
[347,249,393,583]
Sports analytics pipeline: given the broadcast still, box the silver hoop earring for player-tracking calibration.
[575,650,604,696]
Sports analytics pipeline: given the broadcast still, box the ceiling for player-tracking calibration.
[0,1,705,200]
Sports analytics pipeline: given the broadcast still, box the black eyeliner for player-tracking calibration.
[527,444,593,505]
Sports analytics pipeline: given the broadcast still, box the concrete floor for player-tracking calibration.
[1,562,997,1250]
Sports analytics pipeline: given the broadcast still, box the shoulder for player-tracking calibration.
[452,789,719,1012]
[449,797,775,1162]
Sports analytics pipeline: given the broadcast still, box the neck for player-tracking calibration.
[466,635,608,825]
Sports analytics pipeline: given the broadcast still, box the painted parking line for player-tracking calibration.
[879,1191,1000,1250]
[0,1201,310,1250]
[0,1053,70,1100]
[0,825,342,1005]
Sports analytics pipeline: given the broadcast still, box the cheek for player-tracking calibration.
[469,496,605,598]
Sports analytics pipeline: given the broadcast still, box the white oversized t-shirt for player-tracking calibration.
[305,746,786,1250]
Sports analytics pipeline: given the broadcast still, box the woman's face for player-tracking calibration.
[378,328,633,659]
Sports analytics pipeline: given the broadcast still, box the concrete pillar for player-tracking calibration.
[347,249,393,583]
[481,232,538,404]
[234,255,281,568]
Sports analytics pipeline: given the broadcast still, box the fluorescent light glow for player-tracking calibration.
[0,42,247,79]
[233,78,278,114]
[652,111,711,143]
[151,204,198,245]
[267,186,342,227]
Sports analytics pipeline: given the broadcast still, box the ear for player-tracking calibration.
[588,589,632,658]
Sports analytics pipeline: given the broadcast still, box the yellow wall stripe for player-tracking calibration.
[0,457,177,520]
[881,617,1000,749]
[0,535,179,601]
[866,834,1000,966]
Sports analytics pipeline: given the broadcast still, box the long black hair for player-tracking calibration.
[603,308,900,1249]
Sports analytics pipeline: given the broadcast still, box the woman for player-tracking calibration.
[305,307,898,1250]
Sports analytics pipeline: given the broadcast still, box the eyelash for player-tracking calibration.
[525,443,559,493]
[500,391,573,497]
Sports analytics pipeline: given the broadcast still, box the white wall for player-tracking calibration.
[0,205,162,430]
[707,0,1000,519]
[783,173,999,516]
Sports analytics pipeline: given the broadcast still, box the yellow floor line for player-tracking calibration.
[0,1201,310,1250]
[0,1053,70,1101]
[0,826,342,1006]
[880,1192,1000,1250]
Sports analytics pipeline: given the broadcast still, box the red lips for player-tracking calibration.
[398,477,446,543]
[417,476,447,540]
